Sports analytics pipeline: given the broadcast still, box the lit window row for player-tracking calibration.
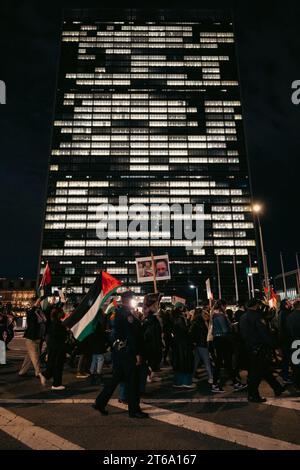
[214,249,248,255]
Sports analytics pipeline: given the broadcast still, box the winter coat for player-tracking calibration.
[47,319,68,351]
[286,310,300,342]
[86,322,107,355]
[239,309,276,353]
[171,314,194,374]
[278,308,292,345]
[24,308,46,341]
[189,315,209,348]
[142,314,162,369]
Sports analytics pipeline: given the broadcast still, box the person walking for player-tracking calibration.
[240,297,285,402]
[142,293,163,385]
[210,300,246,393]
[171,306,195,389]
[93,291,149,419]
[278,299,293,383]
[190,307,214,387]
[18,297,46,385]
[44,307,68,390]
[286,299,300,390]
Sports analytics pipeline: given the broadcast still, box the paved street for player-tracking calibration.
[1,336,300,451]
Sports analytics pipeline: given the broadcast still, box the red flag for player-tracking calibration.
[101,271,122,297]
[40,262,52,288]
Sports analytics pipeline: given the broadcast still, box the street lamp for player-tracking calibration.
[252,203,269,295]
[190,285,199,307]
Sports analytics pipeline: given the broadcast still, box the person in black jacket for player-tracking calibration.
[94,291,149,419]
[239,297,284,403]
[190,308,214,387]
[171,306,195,389]
[142,293,163,372]
[278,299,293,382]
[138,293,163,391]
[44,307,68,390]
[286,299,300,389]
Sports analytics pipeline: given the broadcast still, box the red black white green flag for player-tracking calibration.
[63,271,121,341]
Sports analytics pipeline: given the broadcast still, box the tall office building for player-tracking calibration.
[40,8,258,301]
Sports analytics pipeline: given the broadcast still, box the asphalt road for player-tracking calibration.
[1,336,300,451]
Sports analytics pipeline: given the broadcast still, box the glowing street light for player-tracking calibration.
[252,203,269,296]
[190,284,199,307]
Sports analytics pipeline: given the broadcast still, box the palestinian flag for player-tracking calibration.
[63,271,121,341]
[38,262,52,298]
[105,298,118,316]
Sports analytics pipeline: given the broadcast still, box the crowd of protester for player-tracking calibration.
[2,293,300,408]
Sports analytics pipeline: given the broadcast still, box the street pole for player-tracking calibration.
[233,255,239,302]
[256,212,269,297]
[296,253,300,296]
[248,253,255,298]
[280,252,287,298]
[195,287,199,307]
[246,274,251,299]
[151,252,157,293]
[216,255,222,299]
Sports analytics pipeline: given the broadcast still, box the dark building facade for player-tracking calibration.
[40,8,258,302]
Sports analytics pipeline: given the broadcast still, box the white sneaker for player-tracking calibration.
[183,384,197,389]
[39,374,46,386]
[51,385,66,391]
[151,376,162,382]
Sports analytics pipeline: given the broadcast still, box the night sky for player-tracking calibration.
[0,0,299,281]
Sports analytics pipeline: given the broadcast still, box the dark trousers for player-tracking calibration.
[248,351,282,398]
[281,343,291,379]
[213,336,238,385]
[44,347,65,387]
[95,350,140,415]
[292,364,300,389]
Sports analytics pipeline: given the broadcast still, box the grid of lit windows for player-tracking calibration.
[40,9,257,299]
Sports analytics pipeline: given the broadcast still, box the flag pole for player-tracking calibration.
[296,252,300,296]
[216,255,222,299]
[248,253,255,298]
[151,252,157,293]
[280,252,287,298]
[233,255,239,302]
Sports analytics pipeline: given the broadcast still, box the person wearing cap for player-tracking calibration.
[240,297,285,402]
[93,291,149,419]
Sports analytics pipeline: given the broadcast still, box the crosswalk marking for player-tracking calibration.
[0,397,300,412]
[0,398,299,450]
[110,399,300,450]
[0,407,84,450]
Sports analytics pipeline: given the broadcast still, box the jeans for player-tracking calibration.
[194,346,213,382]
[90,354,105,375]
[174,372,192,386]
[281,343,291,379]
